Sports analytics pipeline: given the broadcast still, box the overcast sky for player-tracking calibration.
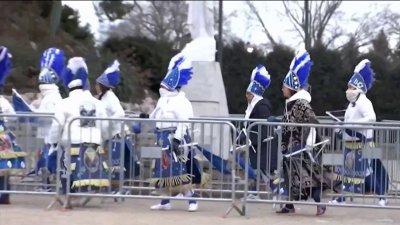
[62,1,400,50]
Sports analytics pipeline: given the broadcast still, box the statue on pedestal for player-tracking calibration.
[182,1,216,62]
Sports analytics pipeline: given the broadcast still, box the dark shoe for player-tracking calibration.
[316,206,326,216]
[0,199,10,204]
[276,207,295,214]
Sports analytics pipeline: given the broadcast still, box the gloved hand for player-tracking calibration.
[132,123,141,134]
[171,138,181,156]
[139,113,149,118]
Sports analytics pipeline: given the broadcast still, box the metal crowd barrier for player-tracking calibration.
[2,112,400,217]
[51,116,247,216]
[241,121,400,215]
[0,113,61,197]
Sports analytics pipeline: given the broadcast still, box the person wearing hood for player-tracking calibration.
[30,48,64,189]
[148,53,200,212]
[239,64,278,199]
[329,59,389,206]
[276,49,328,215]
[48,57,110,195]
[0,46,27,204]
[95,60,140,187]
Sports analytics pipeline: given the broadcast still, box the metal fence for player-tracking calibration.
[1,113,400,217]
[0,113,61,198]
[242,121,400,214]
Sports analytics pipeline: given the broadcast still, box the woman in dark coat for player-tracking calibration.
[276,49,328,215]
[241,64,279,197]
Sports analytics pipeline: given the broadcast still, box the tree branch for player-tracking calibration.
[246,0,277,46]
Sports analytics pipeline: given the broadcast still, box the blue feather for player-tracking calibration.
[254,71,270,88]
[96,60,121,88]
[0,46,12,88]
[349,59,375,92]
[284,50,313,90]
[358,62,374,90]
[61,68,73,88]
[40,48,65,77]
[176,68,193,88]
[172,56,185,70]
[161,54,193,90]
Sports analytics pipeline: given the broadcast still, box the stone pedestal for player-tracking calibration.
[182,61,232,159]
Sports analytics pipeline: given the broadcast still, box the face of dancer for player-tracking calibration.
[282,84,293,98]
[95,82,101,95]
[246,92,254,104]
[345,85,361,103]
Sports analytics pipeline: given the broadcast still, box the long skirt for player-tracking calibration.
[64,143,110,192]
[36,144,57,174]
[282,145,330,201]
[152,129,192,189]
[107,135,140,182]
[335,144,389,195]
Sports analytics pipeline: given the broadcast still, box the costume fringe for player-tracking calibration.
[148,174,193,188]
[334,174,365,184]
[0,168,25,176]
[0,151,27,159]
[345,142,375,150]
[71,179,110,188]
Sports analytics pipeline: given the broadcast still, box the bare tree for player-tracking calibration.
[103,1,239,49]
[281,0,343,49]
[106,1,188,45]
[245,1,277,47]
[347,5,400,51]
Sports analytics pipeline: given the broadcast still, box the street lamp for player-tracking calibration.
[246,42,254,53]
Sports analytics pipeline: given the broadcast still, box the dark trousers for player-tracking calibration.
[0,176,10,203]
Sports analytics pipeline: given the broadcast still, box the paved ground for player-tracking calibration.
[1,195,399,225]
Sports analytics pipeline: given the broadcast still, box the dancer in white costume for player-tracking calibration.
[48,57,110,193]
[329,59,389,207]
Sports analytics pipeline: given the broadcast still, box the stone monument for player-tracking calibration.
[181,1,231,159]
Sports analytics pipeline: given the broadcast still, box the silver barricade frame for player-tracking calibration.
[56,116,245,217]
[0,113,62,200]
[243,121,400,214]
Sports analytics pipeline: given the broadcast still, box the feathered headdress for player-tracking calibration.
[161,53,193,90]
[38,48,65,84]
[96,60,121,88]
[61,57,88,89]
[348,59,375,93]
[246,64,271,96]
[283,49,313,91]
[0,46,12,88]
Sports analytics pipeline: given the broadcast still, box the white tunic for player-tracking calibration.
[343,93,376,141]
[48,89,109,145]
[99,90,127,138]
[0,96,15,123]
[150,91,193,141]
[36,84,62,142]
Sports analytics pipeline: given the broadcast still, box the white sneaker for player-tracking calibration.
[378,199,388,207]
[328,199,346,204]
[175,193,184,198]
[150,203,172,210]
[188,203,198,212]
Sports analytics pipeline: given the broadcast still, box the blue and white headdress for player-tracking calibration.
[246,64,271,96]
[38,48,65,84]
[161,53,193,90]
[0,46,12,89]
[348,59,375,93]
[96,60,120,88]
[61,57,88,89]
[283,49,313,91]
